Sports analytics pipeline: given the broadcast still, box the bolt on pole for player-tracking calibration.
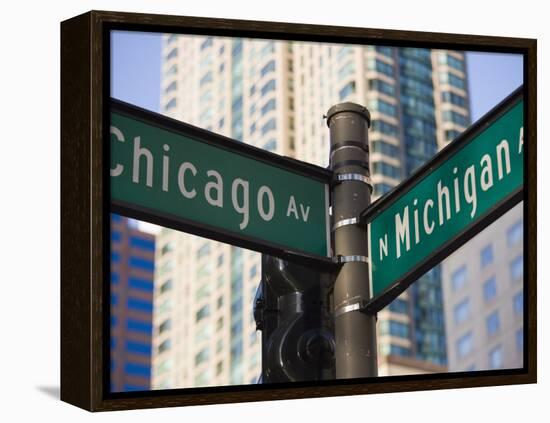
[326,102,378,379]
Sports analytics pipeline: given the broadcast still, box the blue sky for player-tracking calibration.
[111,30,523,123]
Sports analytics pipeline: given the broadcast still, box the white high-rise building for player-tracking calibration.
[151,34,472,389]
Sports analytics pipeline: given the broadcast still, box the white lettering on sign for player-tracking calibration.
[375,126,523,263]
[111,126,318,233]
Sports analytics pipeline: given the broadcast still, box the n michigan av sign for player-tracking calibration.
[363,87,524,312]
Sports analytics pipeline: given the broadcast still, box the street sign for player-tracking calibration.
[110,99,332,266]
[363,87,524,312]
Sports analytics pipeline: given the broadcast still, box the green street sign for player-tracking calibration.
[110,99,332,265]
[363,88,524,312]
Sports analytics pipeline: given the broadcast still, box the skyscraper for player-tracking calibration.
[110,214,156,392]
[151,34,471,389]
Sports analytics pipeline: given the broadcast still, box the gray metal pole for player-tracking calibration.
[326,102,377,379]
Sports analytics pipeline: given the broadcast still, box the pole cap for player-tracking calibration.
[325,102,371,128]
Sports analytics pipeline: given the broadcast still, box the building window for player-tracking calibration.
[160,279,172,294]
[372,140,399,157]
[127,297,153,313]
[195,348,210,365]
[507,220,523,246]
[261,98,276,116]
[126,340,152,356]
[161,241,174,255]
[200,37,213,50]
[158,339,171,354]
[197,243,211,259]
[480,245,494,267]
[372,161,401,179]
[165,98,177,110]
[216,361,224,375]
[217,296,224,309]
[166,47,177,60]
[489,345,503,369]
[263,139,277,152]
[369,98,397,117]
[260,60,275,78]
[486,311,500,336]
[513,291,524,315]
[483,277,497,302]
[129,256,155,272]
[379,320,410,338]
[516,328,524,352]
[388,298,408,314]
[128,277,154,292]
[442,110,468,127]
[261,79,276,96]
[126,319,152,334]
[445,129,461,142]
[261,118,276,136]
[510,255,523,280]
[369,78,395,97]
[451,265,467,291]
[196,304,211,322]
[441,91,467,108]
[453,298,471,324]
[456,332,473,358]
[249,265,258,279]
[339,81,356,100]
[439,72,466,90]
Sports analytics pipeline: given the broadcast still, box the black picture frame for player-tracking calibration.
[60,10,537,411]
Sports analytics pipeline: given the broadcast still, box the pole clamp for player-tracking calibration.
[332,173,373,190]
[334,299,370,318]
[332,216,360,231]
[337,255,370,264]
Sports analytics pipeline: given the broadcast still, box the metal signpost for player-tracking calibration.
[110,99,332,266]
[363,87,524,312]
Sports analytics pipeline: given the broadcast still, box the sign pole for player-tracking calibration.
[327,103,377,378]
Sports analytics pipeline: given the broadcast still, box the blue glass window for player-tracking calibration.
[261,99,276,115]
[165,98,177,110]
[489,345,503,369]
[200,37,213,50]
[261,118,276,135]
[451,266,467,291]
[389,300,408,315]
[199,71,212,86]
[127,319,153,334]
[369,79,395,96]
[507,220,523,246]
[510,255,523,280]
[261,79,276,96]
[111,251,121,263]
[513,291,524,315]
[125,362,151,378]
[129,257,154,272]
[486,311,500,336]
[166,48,177,60]
[123,384,147,392]
[111,272,120,285]
[516,328,523,352]
[260,60,275,77]
[111,231,121,242]
[126,341,152,356]
[371,120,398,137]
[372,140,399,157]
[195,348,210,365]
[372,161,401,179]
[339,81,356,100]
[158,339,171,354]
[130,236,155,251]
[456,332,473,358]
[127,297,153,313]
[111,293,118,306]
[128,277,154,292]
[196,304,211,322]
[483,277,497,302]
[453,298,471,324]
[441,91,467,108]
[263,139,277,152]
[480,245,494,267]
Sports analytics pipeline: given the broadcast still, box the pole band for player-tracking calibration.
[334,299,369,317]
[332,216,360,231]
[338,255,370,264]
[332,173,373,190]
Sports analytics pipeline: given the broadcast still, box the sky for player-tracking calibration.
[111,30,524,122]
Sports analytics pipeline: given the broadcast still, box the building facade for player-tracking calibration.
[110,214,156,392]
[441,203,524,371]
[151,35,471,389]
